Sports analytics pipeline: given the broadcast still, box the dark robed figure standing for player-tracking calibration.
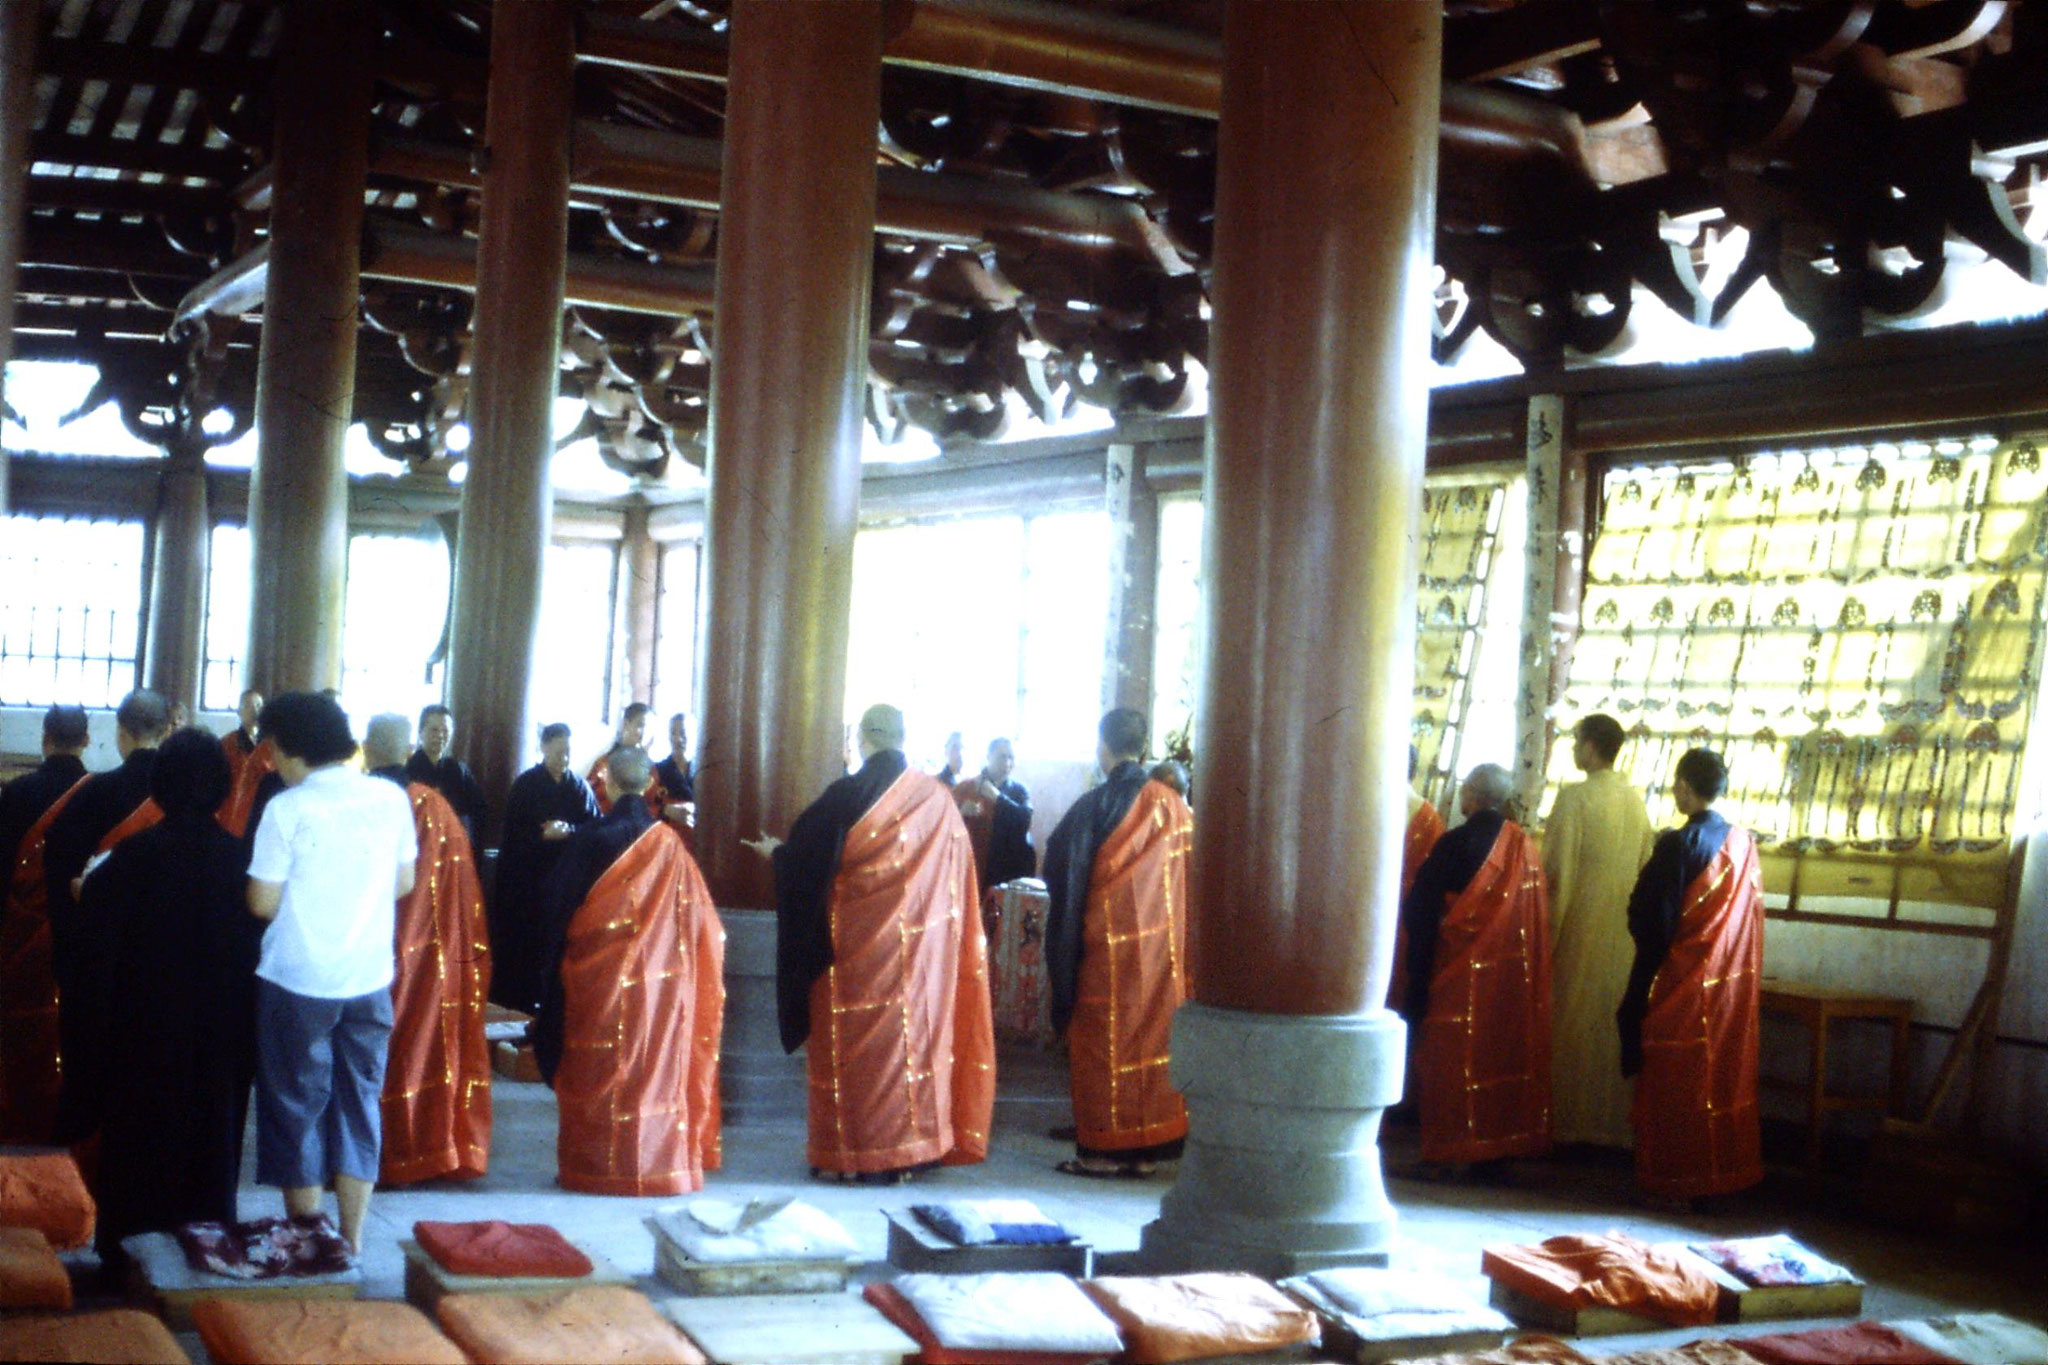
[953,737,1036,891]
[1043,707,1193,1178]
[532,745,724,1196]
[757,704,994,1182]
[492,722,600,1014]
[404,704,488,851]
[1620,747,1765,1200]
[75,728,262,1264]
[1399,763,1553,1171]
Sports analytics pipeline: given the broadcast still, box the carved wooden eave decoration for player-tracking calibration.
[13,0,2047,482]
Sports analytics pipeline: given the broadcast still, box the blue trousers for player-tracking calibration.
[254,979,392,1188]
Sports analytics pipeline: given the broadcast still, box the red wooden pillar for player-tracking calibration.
[145,449,211,714]
[446,0,576,840]
[0,0,37,516]
[695,0,883,909]
[243,0,371,693]
[1143,0,1442,1273]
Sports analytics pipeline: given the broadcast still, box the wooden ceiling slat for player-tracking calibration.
[28,129,247,179]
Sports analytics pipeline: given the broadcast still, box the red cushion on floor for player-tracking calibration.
[437,1286,708,1365]
[191,1297,467,1365]
[0,1226,70,1310]
[862,1282,1109,1365]
[1732,1322,1965,1365]
[0,1308,190,1363]
[414,1220,593,1279]
[0,1151,95,1250]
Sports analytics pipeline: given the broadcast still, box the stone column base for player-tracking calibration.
[1138,1002,1406,1276]
[718,908,808,1124]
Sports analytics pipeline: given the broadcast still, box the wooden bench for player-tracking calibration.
[1759,978,1912,1171]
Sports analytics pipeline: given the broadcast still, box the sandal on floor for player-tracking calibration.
[1055,1157,1153,1180]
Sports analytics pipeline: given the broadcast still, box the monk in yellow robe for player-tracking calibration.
[754,704,994,1184]
[1542,714,1655,1149]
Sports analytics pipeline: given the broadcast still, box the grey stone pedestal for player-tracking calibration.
[719,907,808,1124]
[1138,1002,1406,1276]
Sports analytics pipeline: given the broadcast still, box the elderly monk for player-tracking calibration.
[1043,707,1193,1179]
[1400,762,1552,1175]
[1620,748,1764,1202]
[404,705,487,852]
[492,723,601,1014]
[221,689,263,784]
[365,715,492,1185]
[0,705,91,1143]
[1386,744,1448,1014]
[657,712,695,805]
[218,712,279,841]
[954,737,1036,891]
[44,688,172,1143]
[750,704,993,1184]
[589,703,669,817]
[533,745,723,1195]
[1543,714,1656,1150]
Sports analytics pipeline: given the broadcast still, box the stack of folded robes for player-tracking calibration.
[652,1198,861,1262]
[1483,1233,1724,1328]
[1280,1266,1514,1357]
[864,1271,1126,1365]
[176,1214,355,1280]
[413,1221,593,1279]
[1687,1236,1853,1290]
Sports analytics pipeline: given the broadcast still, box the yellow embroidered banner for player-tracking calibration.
[1546,437,2047,910]
[1412,473,1514,800]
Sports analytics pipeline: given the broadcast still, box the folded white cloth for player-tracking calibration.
[1891,1313,2048,1365]
[1279,1266,1513,1343]
[651,1199,859,1264]
[893,1272,1125,1355]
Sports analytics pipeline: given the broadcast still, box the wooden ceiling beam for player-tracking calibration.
[28,132,250,182]
[25,173,226,218]
[1443,0,1603,83]
[36,36,270,93]
[22,217,203,276]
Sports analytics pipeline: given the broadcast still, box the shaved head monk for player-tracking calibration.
[953,737,1036,891]
[364,715,492,1186]
[0,704,91,1142]
[1620,747,1763,1203]
[43,688,172,1143]
[532,745,724,1196]
[1043,707,1194,1179]
[1399,762,1553,1178]
[589,702,670,817]
[750,703,994,1185]
[493,723,600,1013]
[222,688,263,784]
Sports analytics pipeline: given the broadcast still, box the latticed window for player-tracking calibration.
[653,539,701,723]
[1546,435,2048,910]
[529,540,623,754]
[0,514,146,708]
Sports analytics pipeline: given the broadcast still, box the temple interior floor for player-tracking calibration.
[92,1041,2048,1363]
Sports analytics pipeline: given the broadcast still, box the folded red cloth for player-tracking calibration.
[1732,1322,1964,1365]
[414,1221,593,1279]
[1483,1233,1724,1328]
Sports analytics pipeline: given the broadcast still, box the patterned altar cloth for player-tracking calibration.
[985,879,1055,1047]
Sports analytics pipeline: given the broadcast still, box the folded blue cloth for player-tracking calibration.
[912,1200,1074,1247]
[913,1203,995,1246]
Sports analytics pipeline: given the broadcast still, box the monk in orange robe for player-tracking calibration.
[1043,708,1193,1178]
[1399,762,1552,1172]
[363,717,491,1185]
[755,704,994,1183]
[220,689,264,787]
[533,745,723,1196]
[586,702,670,818]
[218,733,277,840]
[1620,747,1764,1201]
[1387,744,1447,1013]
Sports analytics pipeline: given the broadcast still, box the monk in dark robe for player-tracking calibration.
[75,729,261,1266]
[1043,707,1193,1178]
[1620,747,1764,1202]
[492,723,601,1014]
[0,705,90,1143]
[1399,763,1552,1175]
[365,716,492,1185]
[587,702,670,818]
[44,688,171,1144]
[403,704,487,852]
[954,737,1036,891]
[752,703,994,1184]
[656,712,695,805]
[532,746,723,1195]
[220,689,263,788]
[1387,744,1447,1014]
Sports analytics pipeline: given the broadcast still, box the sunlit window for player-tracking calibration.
[0,515,145,707]
[1020,510,1112,758]
[201,522,251,712]
[529,540,622,762]
[339,530,450,727]
[654,539,701,726]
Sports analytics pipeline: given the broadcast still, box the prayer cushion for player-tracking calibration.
[190,1297,467,1365]
[863,1277,1123,1365]
[1733,1322,1964,1365]
[652,1199,860,1264]
[1396,1336,1593,1365]
[0,1151,95,1250]
[1482,1233,1724,1328]
[0,1308,190,1364]
[1280,1266,1515,1345]
[437,1286,709,1365]
[1081,1273,1321,1363]
[0,1226,71,1311]
[414,1220,593,1279]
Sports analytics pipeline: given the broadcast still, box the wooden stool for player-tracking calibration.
[1759,979,1912,1171]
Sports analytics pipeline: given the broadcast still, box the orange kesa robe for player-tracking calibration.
[380,783,493,1185]
[1415,818,1553,1164]
[807,771,995,1175]
[0,780,86,1143]
[586,754,668,820]
[217,738,275,839]
[556,821,724,1195]
[1386,794,1447,1012]
[1071,780,1193,1154]
[95,800,161,853]
[221,730,257,788]
[1634,827,1764,1199]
